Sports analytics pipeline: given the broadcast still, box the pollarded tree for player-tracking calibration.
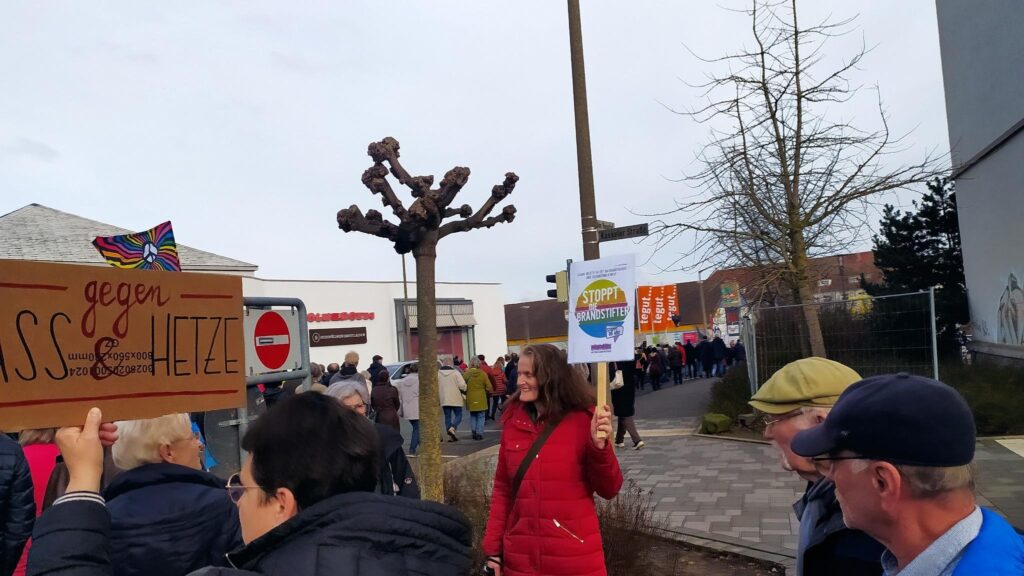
[337,137,517,501]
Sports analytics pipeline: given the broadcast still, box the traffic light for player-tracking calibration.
[546,270,569,302]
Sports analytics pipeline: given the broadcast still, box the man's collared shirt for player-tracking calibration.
[881,506,982,576]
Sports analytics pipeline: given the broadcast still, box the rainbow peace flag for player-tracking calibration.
[93,221,181,271]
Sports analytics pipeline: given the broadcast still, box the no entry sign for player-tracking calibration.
[255,312,290,369]
[244,309,301,375]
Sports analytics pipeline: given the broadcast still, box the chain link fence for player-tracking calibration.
[745,290,938,390]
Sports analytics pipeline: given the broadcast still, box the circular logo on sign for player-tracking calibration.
[254,312,291,370]
[142,242,158,263]
[574,279,629,339]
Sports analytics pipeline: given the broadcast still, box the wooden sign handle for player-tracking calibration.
[595,362,608,439]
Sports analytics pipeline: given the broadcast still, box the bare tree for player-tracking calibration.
[338,137,517,501]
[648,0,944,356]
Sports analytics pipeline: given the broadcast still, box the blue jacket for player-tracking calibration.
[952,508,1024,575]
[0,436,34,576]
[102,463,241,576]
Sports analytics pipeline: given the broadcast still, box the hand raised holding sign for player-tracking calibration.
[55,407,119,493]
[590,404,613,450]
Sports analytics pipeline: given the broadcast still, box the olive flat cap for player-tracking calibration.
[749,357,861,415]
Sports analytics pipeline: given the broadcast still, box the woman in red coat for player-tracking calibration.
[483,344,622,576]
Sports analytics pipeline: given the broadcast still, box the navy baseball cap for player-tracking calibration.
[791,373,976,467]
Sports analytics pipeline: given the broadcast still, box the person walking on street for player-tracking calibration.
[683,340,697,379]
[711,334,727,376]
[646,348,664,391]
[371,369,402,432]
[698,336,715,378]
[503,354,519,397]
[321,363,339,386]
[610,362,644,451]
[395,363,421,455]
[463,358,492,440]
[483,344,622,576]
[488,357,508,421]
[734,340,747,363]
[367,355,385,383]
[439,355,467,442]
[634,347,647,390]
[329,351,369,396]
[667,343,683,386]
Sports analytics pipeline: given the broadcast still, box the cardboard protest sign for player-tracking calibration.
[0,260,245,431]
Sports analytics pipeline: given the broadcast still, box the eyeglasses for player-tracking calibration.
[810,455,870,475]
[225,473,263,504]
[761,411,803,428]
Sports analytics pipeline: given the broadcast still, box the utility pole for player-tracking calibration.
[522,305,531,345]
[568,1,607,436]
[567,0,599,262]
[698,269,709,338]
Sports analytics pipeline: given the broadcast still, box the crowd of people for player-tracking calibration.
[632,335,746,391]
[2,341,1022,575]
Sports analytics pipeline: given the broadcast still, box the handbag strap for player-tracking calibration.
[510,417,562,501]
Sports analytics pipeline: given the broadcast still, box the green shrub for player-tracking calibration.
[940,362,1024,435]
[444,459,494,572]
[706,364,753,419]
[597,479,669,575]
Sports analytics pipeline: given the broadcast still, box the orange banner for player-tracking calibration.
[637,285,679,332]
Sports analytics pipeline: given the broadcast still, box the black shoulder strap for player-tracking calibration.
[510,417,562,501]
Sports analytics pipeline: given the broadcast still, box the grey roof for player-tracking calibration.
[0,204,258,272]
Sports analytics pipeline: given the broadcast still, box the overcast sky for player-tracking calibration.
[0,1,949,302]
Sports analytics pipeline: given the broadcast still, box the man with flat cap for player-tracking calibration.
[792,373,1024,575]
[749,357,884,575]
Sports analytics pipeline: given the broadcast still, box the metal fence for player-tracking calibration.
[745,289,938,390]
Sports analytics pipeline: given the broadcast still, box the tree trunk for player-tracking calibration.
[413,231,443,502]
[790,234,827,357]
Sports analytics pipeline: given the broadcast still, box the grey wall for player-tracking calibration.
[936,0,1024,165]
[937,0,1024,359]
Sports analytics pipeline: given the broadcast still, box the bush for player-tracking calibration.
[444,459,494,572]
[941,362,1024,435]
[706,364,753,420]
[597,479,669,575]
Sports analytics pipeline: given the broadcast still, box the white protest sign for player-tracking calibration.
[567,255,636,364]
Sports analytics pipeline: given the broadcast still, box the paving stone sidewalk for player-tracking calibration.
[617,418,1024,568]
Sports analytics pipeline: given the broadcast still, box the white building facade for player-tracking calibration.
[243,277,508,368]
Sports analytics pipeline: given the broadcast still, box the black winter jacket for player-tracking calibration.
[102,463,241,576]
[0,435,34,576]
[29,491,471,576]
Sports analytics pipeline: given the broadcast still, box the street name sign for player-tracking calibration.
[598,223,649,243]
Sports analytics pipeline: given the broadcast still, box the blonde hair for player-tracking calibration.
[344,351,359,366]
[112,413,192,470]
[19,428,56,446]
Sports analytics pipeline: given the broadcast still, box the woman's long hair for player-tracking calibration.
[507,344,594,422]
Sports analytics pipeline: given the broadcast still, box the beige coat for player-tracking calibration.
[438,368,467,407]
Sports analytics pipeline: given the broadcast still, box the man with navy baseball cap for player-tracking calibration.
[792,373,1024,575]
